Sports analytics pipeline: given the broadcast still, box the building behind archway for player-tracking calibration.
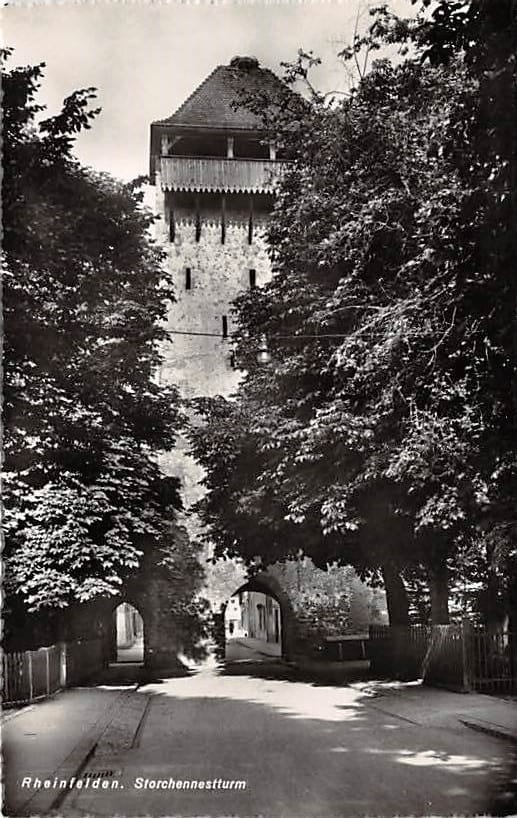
[116,602,143,649]
[225,590,282,659]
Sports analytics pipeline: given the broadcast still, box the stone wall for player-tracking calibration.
[73,572,199,670]
[266,559,389,656]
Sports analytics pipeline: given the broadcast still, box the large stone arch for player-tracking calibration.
[224,571,297,661]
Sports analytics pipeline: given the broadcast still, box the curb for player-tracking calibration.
[459,717,517,744]
[53,688,152,814]
[0,704,35,724]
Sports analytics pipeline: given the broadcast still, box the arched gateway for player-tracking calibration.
[222,573,297,662]
[114,602,144,663]
[85,575,190,672]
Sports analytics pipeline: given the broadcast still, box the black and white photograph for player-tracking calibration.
[2,1,517,816]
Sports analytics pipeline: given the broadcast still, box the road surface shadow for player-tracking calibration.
[219,657,375,687]
[80,662,195,687]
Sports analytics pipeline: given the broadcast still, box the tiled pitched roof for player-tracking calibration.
[154,57,286,131]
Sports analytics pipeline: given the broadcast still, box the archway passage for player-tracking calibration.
[114,602,144,663]
[225,587,282,662]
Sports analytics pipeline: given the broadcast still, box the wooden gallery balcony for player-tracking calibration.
[158,156,284,195]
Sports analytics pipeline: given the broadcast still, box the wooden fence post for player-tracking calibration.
[27,651,33,702]
[461,618,473,692]
[2,654,6,702]
[45,648,50,695]
[59,642,67,688]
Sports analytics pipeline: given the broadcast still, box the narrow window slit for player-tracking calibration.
[195,194,201,242]
[248,196,254,245]
[222,316,228,339]
[185,268,191,290]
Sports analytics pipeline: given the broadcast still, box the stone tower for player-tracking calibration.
[150,57,286,606]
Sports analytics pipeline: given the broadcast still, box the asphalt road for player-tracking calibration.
[63,664,516,817]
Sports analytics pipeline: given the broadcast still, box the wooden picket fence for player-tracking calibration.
[2,639,105,707]
[368,622,516,694]
[368,624,431,678]
[422,623,466,691]
[368,624,395,676]
[468,626,515,694]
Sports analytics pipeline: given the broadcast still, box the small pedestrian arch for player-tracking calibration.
[102,576,188,671]
[113,602,144,664]
[222,573,296,662]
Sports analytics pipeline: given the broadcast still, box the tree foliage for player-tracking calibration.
[2,53,201,615]
[189,1,517,625]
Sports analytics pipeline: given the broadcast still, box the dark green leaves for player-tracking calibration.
[2,57,185,612]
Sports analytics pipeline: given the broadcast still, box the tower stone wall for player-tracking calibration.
[155,206,271,408]
[155,208,272,603]
[152,199,274,601]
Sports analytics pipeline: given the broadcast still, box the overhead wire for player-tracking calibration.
[167,330,349,340]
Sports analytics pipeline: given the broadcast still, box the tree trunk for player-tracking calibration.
[382,563,410,626]
[506,574,517,682]
[428,559,450,624]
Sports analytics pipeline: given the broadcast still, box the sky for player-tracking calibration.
[3,0,414,181]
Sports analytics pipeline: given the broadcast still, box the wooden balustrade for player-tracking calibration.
[159,156,284,194]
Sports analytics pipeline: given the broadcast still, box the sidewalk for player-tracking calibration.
[223,655,516,742]
[350,679,517,742]
[222,655,517,742]
[2,685,142,816]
